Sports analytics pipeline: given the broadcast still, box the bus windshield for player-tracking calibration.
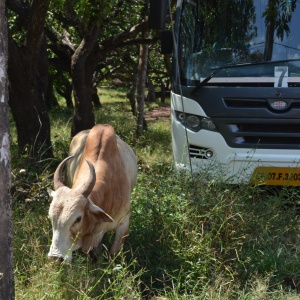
[179,0,300,85]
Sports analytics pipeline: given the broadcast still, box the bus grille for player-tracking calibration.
[224,98,300,109]
[218,121,300,149]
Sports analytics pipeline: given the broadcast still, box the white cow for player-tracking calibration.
[48,124,137,262]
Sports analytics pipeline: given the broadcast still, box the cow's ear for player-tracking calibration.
[88,201,114,223]
[47,189,56,198]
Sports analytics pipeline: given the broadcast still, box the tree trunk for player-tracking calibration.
[71,26,100,136]
[56,82,73,108]
[91,86,101,108]
[0,2,15,298]
[136,30,149,135]
[146,77,156,103]
[264,0,276,61]
[64,82,74,108]
[159,78,166,103]
[127,72,138,116]
[46,76,59,109]
[8,35,52,159]
[7,0,52,159]
[54,72,74,108]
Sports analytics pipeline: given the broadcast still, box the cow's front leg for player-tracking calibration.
[110,213,130,256]
[82,231,105,258]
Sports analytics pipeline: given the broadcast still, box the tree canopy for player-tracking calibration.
[6,0,169,158]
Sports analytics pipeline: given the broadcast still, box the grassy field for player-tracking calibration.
[11,88,300,299]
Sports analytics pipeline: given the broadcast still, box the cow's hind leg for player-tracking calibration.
[110,213,130,257]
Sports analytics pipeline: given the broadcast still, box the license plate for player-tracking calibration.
[251,167,300,186]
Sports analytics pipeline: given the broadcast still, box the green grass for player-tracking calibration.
[11,88,300,299]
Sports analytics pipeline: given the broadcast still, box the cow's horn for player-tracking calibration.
[53,155,75,190]
[76,159,96,197]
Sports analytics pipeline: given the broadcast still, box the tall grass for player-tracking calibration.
[11,88,300,299]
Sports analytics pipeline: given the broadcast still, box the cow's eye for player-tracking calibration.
[74,216,82,224]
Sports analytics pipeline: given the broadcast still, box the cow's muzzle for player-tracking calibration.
[48,255,65,264]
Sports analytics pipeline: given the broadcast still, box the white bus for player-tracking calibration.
[150,0,300,185]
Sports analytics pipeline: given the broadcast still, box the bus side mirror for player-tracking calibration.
[149,0,168,30]
[161,30,173,54]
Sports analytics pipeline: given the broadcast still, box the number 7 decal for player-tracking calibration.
[274,66,288,87]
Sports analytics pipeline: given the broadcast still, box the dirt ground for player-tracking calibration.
[144,106,170,121]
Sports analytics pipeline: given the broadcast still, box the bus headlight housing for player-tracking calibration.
[175,111,217,132]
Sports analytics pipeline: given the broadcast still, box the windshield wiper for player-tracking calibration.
[191,58,300,95]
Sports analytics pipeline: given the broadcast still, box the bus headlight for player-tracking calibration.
[186,115,201,129]
[202,118,217,131]
[175,111,217,132]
